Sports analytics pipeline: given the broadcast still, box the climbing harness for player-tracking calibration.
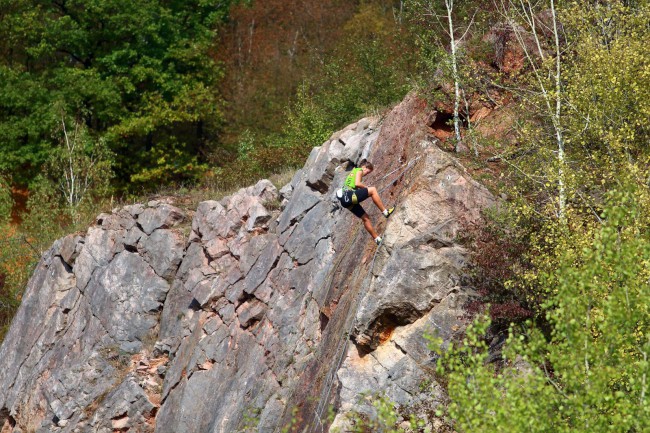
[336,188,358,207]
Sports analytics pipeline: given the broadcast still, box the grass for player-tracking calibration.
[125,166,297,214]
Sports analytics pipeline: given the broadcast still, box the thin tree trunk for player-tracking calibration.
[499,0,566,222]
[446,0,462,150]
[551,0,566,223]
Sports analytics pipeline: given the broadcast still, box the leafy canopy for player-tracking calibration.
[0,0,233,187]
[439,183,650,433]
[434,2,650,432]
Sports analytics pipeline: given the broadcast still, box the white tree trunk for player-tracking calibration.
[446,0,463,150]
[551,0,566,222]
[500,0,566,222]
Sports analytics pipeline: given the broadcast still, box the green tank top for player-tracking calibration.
[344,167,362,190]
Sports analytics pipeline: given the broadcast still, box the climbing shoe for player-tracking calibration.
[374,236,383,246]
[383,207,395,218]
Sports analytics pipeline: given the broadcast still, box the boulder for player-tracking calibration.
[138,204,185,235]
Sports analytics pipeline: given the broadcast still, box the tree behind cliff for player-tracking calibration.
[0,0,234,188]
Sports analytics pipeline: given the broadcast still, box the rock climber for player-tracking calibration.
[337,160,394,245]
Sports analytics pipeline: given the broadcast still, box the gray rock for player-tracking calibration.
[223,192,256,222]
[304,146,321,169]
[225,280,246,304]
[192,275,228,308]
[243,236,282,295]
[124,226,145,249]
[59,234,84,266]
[139,229,186,279]
[82,226,126,267]
[248,179,279,203]
[279,183,293,203]
[239,234,272,274]
[282,202,332,265]
[356,117,371,132]
[306,140,341,193]
[204,237,230,260]
[0,252,74,411]
[218,302,236,325]
[201,318,230,364]
[192,200,229,241]
[329,122,357,141]
[246,201,272,231]
[277,184,321,233]
[339,129,371,164]
[360,131,378,161]
[227,232,249,260]
[98,209,137,230]
[138,204,185,235]
[124,203,145,217]
[85,251,170,351]
[236,299,267,328]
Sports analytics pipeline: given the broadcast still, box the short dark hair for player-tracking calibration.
[360,160,374,171]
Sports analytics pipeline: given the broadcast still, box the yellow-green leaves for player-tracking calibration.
[439,183,650,433]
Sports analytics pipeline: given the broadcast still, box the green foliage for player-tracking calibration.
[128,140,208,186]
[0,178,20,339]
[404,0,490,84]
[0,176,13,226]
[236,129,256,161]
[439,184,650,432]
[464,0,650,319]
[49,118,113,208]
[281,83,332,158]
[423,3,650,432]
[17,116,114,239]
[561,0,650,170]
[0,117,118,341]
[218,1,415,187]
[0,0,233,188]
[0,228,37,340]
[237,405,261,432]
[496,0,650,220]
[280,406,299,433]
[341,393,406,433]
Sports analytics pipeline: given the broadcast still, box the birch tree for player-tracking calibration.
[38,117,114,224]
[496,0,567,222]
[445,0,462,149]
[411,0,477,153]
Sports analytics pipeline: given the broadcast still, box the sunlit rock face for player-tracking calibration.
[0,93,494,433]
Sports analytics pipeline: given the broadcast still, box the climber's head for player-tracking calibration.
[360,160,374,176]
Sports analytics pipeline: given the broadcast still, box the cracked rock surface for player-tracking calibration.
[0,93,494,433]
[0,200,185,433]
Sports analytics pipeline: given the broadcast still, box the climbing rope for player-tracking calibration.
[376,155,423,194]
[376,155,423,186]
[309,153,424,433]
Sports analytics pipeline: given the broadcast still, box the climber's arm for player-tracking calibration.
[355,170,368,189]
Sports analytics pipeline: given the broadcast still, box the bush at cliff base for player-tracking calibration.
[438,185,650,433]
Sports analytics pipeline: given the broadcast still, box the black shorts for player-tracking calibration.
[339,188,369,218]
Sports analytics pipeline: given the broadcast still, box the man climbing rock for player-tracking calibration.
[337,161,394,245]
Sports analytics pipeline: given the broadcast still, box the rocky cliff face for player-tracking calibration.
[0,94,494,433]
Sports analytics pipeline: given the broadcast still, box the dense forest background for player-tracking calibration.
[1,0,649,431]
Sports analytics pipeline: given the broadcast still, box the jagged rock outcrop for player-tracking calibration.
[0,93,494,433]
